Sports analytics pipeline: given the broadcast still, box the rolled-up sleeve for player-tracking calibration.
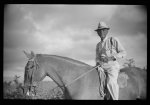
[113,37,126,59]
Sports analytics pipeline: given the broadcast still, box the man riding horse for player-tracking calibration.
[23,22,146,100]
[95,22,126,100]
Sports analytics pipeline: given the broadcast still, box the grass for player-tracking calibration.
[3,80,64,99]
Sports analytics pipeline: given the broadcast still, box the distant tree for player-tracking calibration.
[3,81,12,94]
[3,75,30,99]
[123,58,135,67]
[4,81,12,87]
[143,66,147,71]
[13,75,20,85]
[8,81,12,85]
[13,75,24,94]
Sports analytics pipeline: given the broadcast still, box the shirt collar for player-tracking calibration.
[100,36,108,43]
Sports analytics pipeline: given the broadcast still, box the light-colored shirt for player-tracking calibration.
[96,36,126,63]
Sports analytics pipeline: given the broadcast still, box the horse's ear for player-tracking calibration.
[23,50,32,59]
[31,51,35,58]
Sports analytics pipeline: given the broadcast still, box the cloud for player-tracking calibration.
[4,5,147,82]
[109,5,147,35]
[4,65,24,82]
[4,48,26,66]
[17,5,118,30]
[54,5,118,30]
[114,32,147,68]
[116,5,146,22]
[4,5,119,51]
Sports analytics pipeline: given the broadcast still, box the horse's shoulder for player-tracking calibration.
[118,72,129,88]
[119,67,146,83]
[118,67,136,88]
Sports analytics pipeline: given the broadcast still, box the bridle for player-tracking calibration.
[64,65,101,87]
[26,57,39,96]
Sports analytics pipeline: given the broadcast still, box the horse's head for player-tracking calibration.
[23,51,38,96]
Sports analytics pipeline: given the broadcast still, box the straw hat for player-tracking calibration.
[95,22,110,31]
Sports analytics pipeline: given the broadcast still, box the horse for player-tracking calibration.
[23,51,146,100]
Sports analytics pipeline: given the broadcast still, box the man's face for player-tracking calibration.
[97,29,108,40]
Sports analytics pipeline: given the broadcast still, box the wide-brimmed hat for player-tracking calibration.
[95,22,110,31]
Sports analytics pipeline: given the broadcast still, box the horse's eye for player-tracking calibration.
[26,64,34,70]
[30,65,34,69]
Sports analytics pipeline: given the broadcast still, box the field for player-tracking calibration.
[3,81,64,99]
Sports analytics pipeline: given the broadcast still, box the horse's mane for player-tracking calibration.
[36,54,91,67]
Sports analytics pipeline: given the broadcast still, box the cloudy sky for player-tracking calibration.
[4,5,147,82]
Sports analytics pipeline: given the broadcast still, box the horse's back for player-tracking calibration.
[70,66,147,100]
[119,67,146,100]
[69,66,147,100]
[129,67,147,99]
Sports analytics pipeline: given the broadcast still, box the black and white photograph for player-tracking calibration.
[3,4,147,100]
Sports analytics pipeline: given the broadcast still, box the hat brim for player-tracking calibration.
[95,28,110,31]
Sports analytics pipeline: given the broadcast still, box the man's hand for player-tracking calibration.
[100,56,116,63]
[100,57,109,63]
[96,62,100,66]
[109,56,116,61]
[96,62,104,72]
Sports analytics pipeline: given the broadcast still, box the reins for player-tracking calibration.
[64,65,101,87]
[49,65,102,94]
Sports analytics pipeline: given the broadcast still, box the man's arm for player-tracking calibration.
[96,43,101,65]
[113,37,126,59]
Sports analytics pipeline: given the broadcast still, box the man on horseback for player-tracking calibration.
[95,22,126,100]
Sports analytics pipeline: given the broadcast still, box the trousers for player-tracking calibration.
[98,61,120,100]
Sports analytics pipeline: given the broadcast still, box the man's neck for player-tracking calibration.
[101,39,104,42]
[100,36,108,42]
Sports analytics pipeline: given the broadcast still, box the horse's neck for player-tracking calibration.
[67,68,100,99]
[52,61,91,85]
[37,55,92,86]
[37,55,101,99]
